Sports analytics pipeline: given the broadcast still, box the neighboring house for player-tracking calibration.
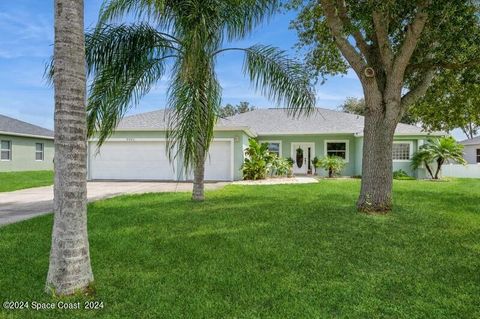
[0,114,54,172]
[88,108,442,181]
[460,136,480,164]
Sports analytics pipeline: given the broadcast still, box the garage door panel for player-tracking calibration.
[205,141,231,181]
[89,140,232,181]
[89,141,175,180]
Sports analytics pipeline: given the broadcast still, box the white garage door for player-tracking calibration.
[204,141,232,181]
[88,140,232,181]
[89,141,176,180]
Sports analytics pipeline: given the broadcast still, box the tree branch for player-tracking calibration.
[401,68,435,108]
[372,11,394,71]
[320,0,367,74]
[392,2,429,78]
[335,0,370,57]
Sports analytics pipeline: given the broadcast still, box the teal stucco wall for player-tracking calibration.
[91,131,429,179]
[258,134,357,176]
[353,136,424,178]
[0,134,54,172]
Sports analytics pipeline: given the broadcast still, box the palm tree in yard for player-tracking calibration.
[411,137,466,180]
[86,0,315,201]
[46,0,94,295]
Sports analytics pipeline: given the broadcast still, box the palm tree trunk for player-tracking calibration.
[434,159,444,179]
[424,161,434,179]
[192,148,205,201]
[46,0,94,295]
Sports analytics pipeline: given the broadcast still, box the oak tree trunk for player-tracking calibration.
[357,99,397,213]
[192,149,205,201]
[46,0,94,295]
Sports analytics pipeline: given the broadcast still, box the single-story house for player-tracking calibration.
[460,136,480,164]
[0,114,54,172]
[88,108,442,181]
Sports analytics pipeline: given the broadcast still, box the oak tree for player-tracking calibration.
[290,0,480,212]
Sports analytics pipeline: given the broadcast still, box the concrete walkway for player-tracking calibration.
[0,181,227,226]
[232,176,318,185]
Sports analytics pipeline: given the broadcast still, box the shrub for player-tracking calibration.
[242,139,277,180]
[393,169,415,180]
[272,156,293,177]
[312,156,319,174]
[316,156,346,178]
[411,136,466,179]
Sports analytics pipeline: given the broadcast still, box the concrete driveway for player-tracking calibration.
[0,181,227,226]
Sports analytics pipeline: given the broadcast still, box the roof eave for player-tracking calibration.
[114,126,258,137]
[354,131,446,137]
[0,130,54,140]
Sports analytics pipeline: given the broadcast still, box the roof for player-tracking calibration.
[217,108,440,136]
[460,136,480,145]
[116,108,442,137]
[116,109,170,130]
[0,114,54,139]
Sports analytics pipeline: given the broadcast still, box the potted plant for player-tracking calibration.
[312,156,319,175]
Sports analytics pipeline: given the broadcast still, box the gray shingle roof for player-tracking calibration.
[217,108,436,136]
[460,136,480,145]
[117,109,170,130]
[117,108,440,136]
[0,114,53,138]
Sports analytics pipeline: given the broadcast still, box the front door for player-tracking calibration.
[291,143,315,175]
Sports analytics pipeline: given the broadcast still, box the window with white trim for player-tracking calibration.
[326,142,347,159]
[265,142,280,156]
[476,149,480,163]
[1,140,11,160]
[392,143,411,160]
[35,143,44,161]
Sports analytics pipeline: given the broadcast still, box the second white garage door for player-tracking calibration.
[88,140,232,181]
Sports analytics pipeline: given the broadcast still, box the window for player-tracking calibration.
[392,143,412,161]
[325,141,348,161]
[1,140,11,161]
[477,149,480,163]
[35,143,44,161]
[261,141,281,156]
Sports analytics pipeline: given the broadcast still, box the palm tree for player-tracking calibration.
[46,0,94,295]
[411,137,466,179]
[86,0,315,201]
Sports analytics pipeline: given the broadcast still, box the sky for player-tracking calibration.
[0,1,465,139]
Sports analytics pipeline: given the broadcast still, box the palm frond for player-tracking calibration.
[219,0,280,41]
[166,54,221,171]
[85,23,177,145]
[241,45,316,117]
[99,0,168,24]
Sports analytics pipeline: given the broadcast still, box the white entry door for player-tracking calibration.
[291,143,315,175]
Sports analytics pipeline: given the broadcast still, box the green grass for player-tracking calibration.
[0,171,54,192]
[1,179,479,318]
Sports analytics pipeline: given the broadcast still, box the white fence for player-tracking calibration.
[442,164,480,178]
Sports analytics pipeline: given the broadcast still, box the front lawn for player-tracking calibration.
[1,179,479,318]
[0,171,54,192]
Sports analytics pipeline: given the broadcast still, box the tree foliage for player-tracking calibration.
[219,101,255,118]
[339,97,416,125]
[410,67,480,139]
